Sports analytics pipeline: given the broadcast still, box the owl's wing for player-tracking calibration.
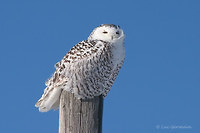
[35,40,109,112]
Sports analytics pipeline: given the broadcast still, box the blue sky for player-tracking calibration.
[0,0,199,133]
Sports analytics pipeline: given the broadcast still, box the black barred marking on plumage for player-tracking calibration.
[99,24,119,29]
[43,38,123,99]
[42,40,113,99]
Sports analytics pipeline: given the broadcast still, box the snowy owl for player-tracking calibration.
[35,24,125,112]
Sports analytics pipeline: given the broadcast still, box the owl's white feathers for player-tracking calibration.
[35,24,125,112]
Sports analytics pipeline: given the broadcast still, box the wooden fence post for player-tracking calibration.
[59,90,103,133]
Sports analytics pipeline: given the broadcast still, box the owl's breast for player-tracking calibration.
[111,41,125,68]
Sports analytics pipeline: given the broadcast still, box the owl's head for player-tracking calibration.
[88,24,125,42]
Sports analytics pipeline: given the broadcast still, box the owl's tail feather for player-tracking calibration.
[35,86,62,112]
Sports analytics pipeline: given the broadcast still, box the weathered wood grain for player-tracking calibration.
[59,90,103,133]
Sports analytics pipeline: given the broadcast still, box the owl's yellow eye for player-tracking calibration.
[103,31,108,34]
